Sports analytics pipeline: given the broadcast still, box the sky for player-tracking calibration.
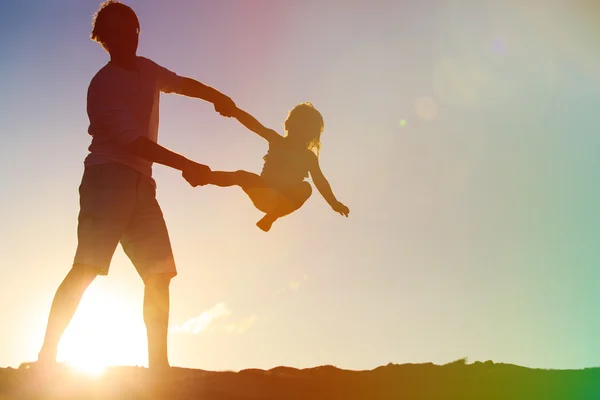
[1,0,600,372]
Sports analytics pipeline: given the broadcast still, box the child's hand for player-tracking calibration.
[332,201,350,217]
[214,95,237,118]
[182,162,212,187]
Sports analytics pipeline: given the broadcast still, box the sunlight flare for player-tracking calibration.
[56,284,147,371]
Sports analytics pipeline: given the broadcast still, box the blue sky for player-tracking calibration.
[1,0,599,371]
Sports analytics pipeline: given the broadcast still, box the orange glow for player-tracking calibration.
[57,284,147,372]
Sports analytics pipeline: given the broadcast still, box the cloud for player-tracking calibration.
[277,274,309,294]
[224,315,259,334]
[171,302,232,334]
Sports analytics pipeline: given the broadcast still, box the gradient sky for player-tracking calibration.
[1,0,600,371]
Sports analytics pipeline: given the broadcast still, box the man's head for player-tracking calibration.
[91,1,139,58]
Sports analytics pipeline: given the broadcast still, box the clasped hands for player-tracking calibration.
[214,94,237,118]
[182,162,211,187]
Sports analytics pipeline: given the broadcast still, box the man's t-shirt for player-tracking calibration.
[85,56,184,178]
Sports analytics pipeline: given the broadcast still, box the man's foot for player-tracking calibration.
[19,347,65,371]
[256,214,277,232]
[19,350,52,369]
[148,360,171,371]
[18,360,70,380]
[145,363,175,387]
[18,361,38,370]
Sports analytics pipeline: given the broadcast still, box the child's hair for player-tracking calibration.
[90,1,140,50]
[284,102,324,156]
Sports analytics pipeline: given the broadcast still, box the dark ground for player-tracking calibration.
[0,359,598,399]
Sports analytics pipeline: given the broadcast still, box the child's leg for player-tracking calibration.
[206,171,312,231]
[256,181,312,232]
[208,170,265,189]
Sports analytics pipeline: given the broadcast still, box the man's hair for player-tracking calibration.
[91,1,140,48]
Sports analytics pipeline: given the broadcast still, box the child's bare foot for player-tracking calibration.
[256,214,278,232]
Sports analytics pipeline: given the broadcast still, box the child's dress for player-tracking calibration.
[246,140,312,213]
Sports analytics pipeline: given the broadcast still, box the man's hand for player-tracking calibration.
[332,201,350,217]
[214,95,237,118]
[182,162,212,187]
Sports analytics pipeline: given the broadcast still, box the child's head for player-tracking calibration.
[284,102,324,156]
[91,1,140,58]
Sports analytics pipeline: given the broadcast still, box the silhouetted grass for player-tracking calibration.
[0,359,598,399]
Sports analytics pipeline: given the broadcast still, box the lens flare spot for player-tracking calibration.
[415,96,438,121]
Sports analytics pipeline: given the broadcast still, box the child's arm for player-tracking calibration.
[233,107,284,144]
[308,154,350,217]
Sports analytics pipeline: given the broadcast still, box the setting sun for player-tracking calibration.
[56,283,147,373]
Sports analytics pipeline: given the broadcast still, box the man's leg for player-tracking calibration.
[38,264,98,363]
[39,163,136,364]
[120,174,178,370]
[143,273,172,370]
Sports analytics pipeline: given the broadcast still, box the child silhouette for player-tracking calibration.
[185,103,350,231]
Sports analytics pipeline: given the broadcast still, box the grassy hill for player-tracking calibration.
[1,359,598,399]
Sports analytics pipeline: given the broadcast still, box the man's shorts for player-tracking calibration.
[73,163,177,281]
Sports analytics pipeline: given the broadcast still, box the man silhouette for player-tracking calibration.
[29,0,233,370]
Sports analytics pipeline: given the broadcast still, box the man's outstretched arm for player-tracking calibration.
[178,77,237,117]
[150,59,236,117]
[126,136,210,186]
